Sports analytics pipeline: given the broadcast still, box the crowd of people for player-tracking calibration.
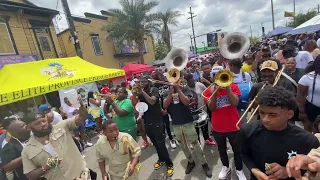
[0,32,320,180]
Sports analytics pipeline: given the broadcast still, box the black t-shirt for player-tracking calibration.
[138,87,162,124]
[164,87,195,125]
[249,77,297,100]
[237,120,320,180]
[202,74,212,87]
[285,68,304,84]
[1,138,28,180]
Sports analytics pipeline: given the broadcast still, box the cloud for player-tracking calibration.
[29,0,318,52]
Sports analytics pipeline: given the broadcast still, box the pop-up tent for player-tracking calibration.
[266,26,294,37]
[285,15,320,35]
[121,63,155,76]
[0,56,125,106]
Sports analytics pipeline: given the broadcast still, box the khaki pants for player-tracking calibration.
[173,123,207,165]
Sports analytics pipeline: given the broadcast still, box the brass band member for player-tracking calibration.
[237,86,319,180]
[96,120,141,180]
[163,83,212,178]
[22,97,90,180]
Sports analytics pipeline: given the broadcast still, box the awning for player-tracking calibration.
[285,15,320,35]
[265,26,294,37]
[121,63,155,76]
[0,57,125,106]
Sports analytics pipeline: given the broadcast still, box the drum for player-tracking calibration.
[237,82,253,110]
[193,111,209,128]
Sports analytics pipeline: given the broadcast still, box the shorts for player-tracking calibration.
[73,121,85,132]
[306,101,320,122]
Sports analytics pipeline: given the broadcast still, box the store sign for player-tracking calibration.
[0,54,38,69]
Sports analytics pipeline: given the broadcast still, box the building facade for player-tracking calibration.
[57,11,156,69]
[0,0,63,62]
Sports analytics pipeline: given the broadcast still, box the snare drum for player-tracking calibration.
[237,82,253,110]
[193,111,209,128]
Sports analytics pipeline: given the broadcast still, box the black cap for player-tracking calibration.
[23,111,45,124]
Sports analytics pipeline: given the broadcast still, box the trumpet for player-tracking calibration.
[131,84,142,94]
[201,69,234,99]
[235,66,285,129]
[148,78,187,87]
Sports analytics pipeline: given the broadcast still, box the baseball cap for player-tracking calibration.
[23,111,45,124]
[211,66,224,75]
[38,104,51,113]
[261,60,278,71]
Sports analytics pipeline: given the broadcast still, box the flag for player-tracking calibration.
[284,11,295,17]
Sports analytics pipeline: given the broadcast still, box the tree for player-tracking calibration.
[249,36,259,43]
[154,38,168,59]
[157,9,182,50]
[104,0,161,64]
[287,10,317,28]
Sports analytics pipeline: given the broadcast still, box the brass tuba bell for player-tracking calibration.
[164,48,188,83]
[219,32,250,60]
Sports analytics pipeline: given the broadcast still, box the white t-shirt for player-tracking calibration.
[298,71,320,107]
[295,51,314,69]
[233,72,252,84]
[63,106,77,118]
[51,111,63,125]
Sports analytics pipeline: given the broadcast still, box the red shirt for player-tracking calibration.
[203,84,241,133]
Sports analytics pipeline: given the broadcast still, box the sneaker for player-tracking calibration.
[236,170,247,180]
[218,166,231,179]
[167,165,174,177]
[185,161,195,174]
[202,163,212,178]
[141,141,149,149]
[205,137,216,146]
[86,142,93,147]
[170,140,177,149]
[154,161,165,170]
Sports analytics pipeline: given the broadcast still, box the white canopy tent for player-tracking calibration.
[293,15,320,30]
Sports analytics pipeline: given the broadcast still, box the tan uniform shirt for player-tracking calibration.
[96,132,141,180]
[21,118,87,180]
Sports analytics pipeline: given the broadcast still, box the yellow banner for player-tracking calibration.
[0,57,125,106]
[284,11,295,17]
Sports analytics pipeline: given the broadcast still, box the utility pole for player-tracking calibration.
[250,25,253,39]
[61,0,83,58]
[318,4,319,14]
[293,0,296,23]
[187,7,197,54]
[270,0,275,30]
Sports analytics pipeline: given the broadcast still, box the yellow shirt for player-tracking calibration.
[241,64,252,73]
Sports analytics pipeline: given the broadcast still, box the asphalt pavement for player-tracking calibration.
[84,135,251,180]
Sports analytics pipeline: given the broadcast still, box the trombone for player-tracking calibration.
[235,66,285,129]
[200,69,234,99]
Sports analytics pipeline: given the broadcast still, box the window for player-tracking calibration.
[39,37,51,51]
[91,36,103,55]
[34,28,48,33]
[0,22,15,55]
[144,38,148,53]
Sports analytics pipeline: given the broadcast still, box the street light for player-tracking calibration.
[202,41,205,48]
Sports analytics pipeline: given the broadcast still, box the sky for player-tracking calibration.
[29,0,318,51]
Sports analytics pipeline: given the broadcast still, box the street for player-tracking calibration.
[84,136,251,180]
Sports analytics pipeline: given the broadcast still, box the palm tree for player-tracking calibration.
[104,0,161,64]
[157,9,182,50]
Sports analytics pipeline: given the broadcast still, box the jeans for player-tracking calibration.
[173,123,207,165]
[145,122,173,166]
[212,130,243,170]
[162,115,174,140]
[195,120,210,141]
